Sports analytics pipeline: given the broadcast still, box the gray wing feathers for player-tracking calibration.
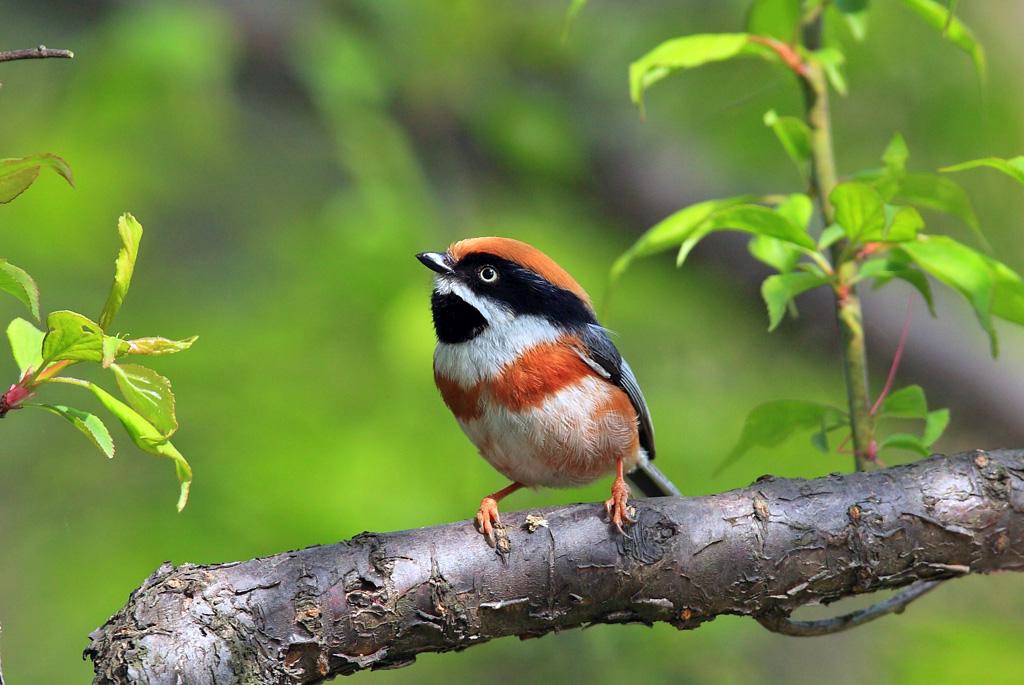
[577,324,656,460]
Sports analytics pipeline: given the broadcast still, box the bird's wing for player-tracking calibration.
[573,324,656,460]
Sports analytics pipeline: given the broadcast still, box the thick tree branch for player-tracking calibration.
[87,450,1024,684]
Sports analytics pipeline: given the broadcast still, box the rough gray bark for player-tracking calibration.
[87,449,1024,684]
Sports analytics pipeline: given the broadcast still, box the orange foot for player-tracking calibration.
[474,496,502,546]
[604,469,636,534]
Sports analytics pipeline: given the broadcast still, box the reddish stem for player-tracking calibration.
[749,35,810,78]
[869,297,913,417]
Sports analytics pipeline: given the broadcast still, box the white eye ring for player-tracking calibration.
[478,266,498,283]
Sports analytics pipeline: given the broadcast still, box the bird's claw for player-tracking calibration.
[604,476,635,533]
[475,496,502,546]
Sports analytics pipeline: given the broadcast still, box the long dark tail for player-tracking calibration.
[628,460,681,497]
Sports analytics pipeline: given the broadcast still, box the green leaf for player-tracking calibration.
[900,235,996,355]
[610,196,752,281]
[0,259,40,320]
[102,335,128,368]
[897,173,986,248]
[880,268,936,316]
[717,400,846,473]
[30,403,114,459]
[630,34,768,113]
[80,381,192,511]
[763,110,812,175]
[705,204,816,248]
[775,193,813,230]
[761,272,830,331]
[747,0,802,42]
[818,224,846,250]
[879,432,931,456]
[898,0,986,81]
[879,385,928,418]
[125,335,199,356]
[7,318,45,376]
[111,363,177,438]
[830,182,885,242]
[41,310,104,364]
[941,156,1024,186]
[0,153,74,203]
[748,235,802,273]
[884,205,924,242]
[923,408,950,445]
[882,133,909,174]
[813,47,848,95]
[99,213,144,330]
[835,0,870,41]
[985,257,1024,326]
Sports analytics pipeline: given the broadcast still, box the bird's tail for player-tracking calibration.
[627,459,681,498]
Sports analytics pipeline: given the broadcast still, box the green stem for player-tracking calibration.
[800,14,873,471]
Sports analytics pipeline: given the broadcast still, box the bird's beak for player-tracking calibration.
[416,251,455,274]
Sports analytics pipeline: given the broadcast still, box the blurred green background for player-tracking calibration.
[2,1,1023,683]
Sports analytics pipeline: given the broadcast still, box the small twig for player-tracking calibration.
[0,45,74,63]
[756,579,942,636]
[749,35,810,78]
[869,297,914,417]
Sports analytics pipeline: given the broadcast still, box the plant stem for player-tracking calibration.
[800,14,873,471]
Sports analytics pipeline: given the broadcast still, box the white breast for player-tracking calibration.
[433,313,563,386]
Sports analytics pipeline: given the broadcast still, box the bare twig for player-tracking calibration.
[0,46,74,63]
[756,579,943,636]
[87,450,1024,684]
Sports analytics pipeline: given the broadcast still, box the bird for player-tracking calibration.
[417,237,680,543]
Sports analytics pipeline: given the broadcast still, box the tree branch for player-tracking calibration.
[87,450,1024,684]
[0,46,74,63]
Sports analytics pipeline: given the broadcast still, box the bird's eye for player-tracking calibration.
[478,266,498,283]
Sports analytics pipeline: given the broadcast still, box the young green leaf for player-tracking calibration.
[898,0,986,81]
[0,153,74,204]
[630,34,769,113]
[41,310,104,364]
[102,336,129,368]
[835,0,870,41]
[985,257,1024,326]
[884,205,924,242]
[830,182,885,242]
[29,403,114,459]
[126,335,198,356]
[879,384,928,418]
[818,224,846,250]
[111,363,177,438]
[704,204,816,248]
[922,408,950,445]
[0,259,40,320]
[897,173,987,249]
[747,0,802,42]
[610,196,752,281]
[882,133,909,174]
[748,235,802,274]
[879,432,931,456]
[717,400,847,473]
[74,380,192,511]
[99,213,144,330]
[764,109,811,174]
[812,48,848,95]
[941,156,1024,186]
[900,235,996,355]
[761,272,831,330]
[7,318,45,375]
[775,193,813,230]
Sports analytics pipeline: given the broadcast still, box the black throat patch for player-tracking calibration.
[431,291,488,343]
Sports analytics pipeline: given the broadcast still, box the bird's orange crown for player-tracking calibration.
[448,237,593,308]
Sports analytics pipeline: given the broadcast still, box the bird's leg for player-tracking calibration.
[604,457,635,533]
[475,481,523,545]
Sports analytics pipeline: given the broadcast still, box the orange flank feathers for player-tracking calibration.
[434,372,483,421]
[448,237,593,307]
[490,338,592,411]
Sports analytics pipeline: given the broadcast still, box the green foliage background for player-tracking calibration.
[1,2,1022,683]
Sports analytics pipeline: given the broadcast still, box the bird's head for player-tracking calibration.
[417,237,595,343]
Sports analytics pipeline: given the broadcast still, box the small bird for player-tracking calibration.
[417,237,680,542]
